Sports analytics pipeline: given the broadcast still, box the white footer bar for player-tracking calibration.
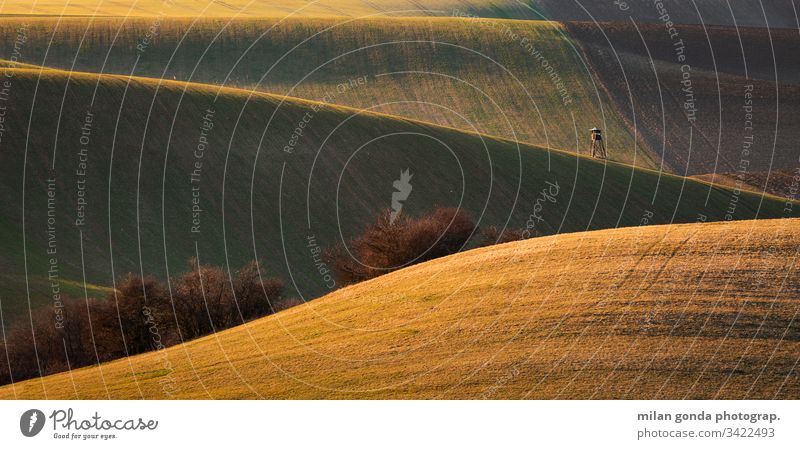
[1,400,797,448]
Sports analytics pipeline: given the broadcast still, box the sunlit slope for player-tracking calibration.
[566,22,800,176]
[0,17,652,167]
[0,0,793,27]
[0,0,542,18]
[3,218,798,399]
[0,67,794,323]
[0,59,46,70]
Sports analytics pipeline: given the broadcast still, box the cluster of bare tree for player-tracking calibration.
[0,208,535,387]
[0,260,291,386]
[325,207,534,285]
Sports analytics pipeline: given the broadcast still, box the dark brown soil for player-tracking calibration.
[568,22,800,83]
[539,0,798,28]
[694,169,800,199]
[566,21,800,176]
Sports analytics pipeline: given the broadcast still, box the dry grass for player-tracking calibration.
[2,218,798,399]
[0,58,46,70]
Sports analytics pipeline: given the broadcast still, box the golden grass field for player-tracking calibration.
[2,218,798,399]
[1,0,792,28]
[0,0,539,18]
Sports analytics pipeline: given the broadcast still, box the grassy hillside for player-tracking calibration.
[0,66,794,325]
[0,0,794,27]
[0,16,652,167]
[4,17,798,175]
[2,217,798,399]
[566,22,800,176]
[0,0,543,19]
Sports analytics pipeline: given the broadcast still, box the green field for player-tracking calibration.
[0,65,794,325]
[4,16,798,177]
[0,17,652,167]
[3,218,797,399]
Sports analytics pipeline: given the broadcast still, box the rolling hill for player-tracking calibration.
[0,65,794,326]
[0,16,650,167]
[568,22,800,84]
[0,0,544,19]
[2,217,798,399]
[3,16,799,175]
[567,21,800,176]
[0,0,795,27]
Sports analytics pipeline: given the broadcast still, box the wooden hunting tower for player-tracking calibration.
[590,127,607,159]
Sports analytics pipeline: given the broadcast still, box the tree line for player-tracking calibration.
[0,260,291,386]
[0,207,533,386]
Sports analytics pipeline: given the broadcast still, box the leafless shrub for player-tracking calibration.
[233,261,286,320]
[0,260,288,386]
[327,207,476,285]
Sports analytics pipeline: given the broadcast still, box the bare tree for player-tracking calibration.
[327,207,476,285]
